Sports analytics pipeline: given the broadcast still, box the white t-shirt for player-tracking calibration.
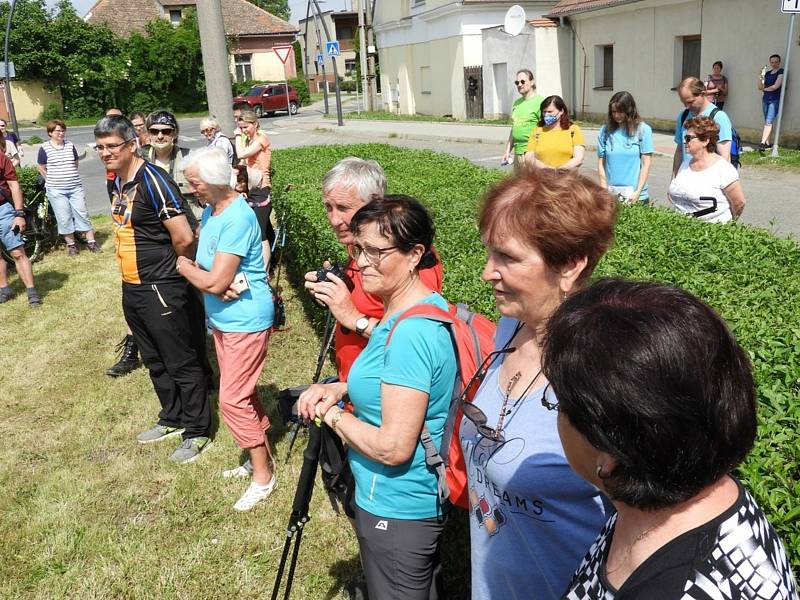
[668,157,739,223]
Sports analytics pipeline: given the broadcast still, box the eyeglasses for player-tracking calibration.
[350,243,399,265]
[684,134,699,144]
[148,127,174,136]
[52,128,65,133]
[514,80,529,86]
[539,383,558,411]
[94,139,134,153]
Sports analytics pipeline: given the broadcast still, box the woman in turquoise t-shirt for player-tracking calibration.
[177,148,276,513]
[597,91,654,204]
[299,195,457,600]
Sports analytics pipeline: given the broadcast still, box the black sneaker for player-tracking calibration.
[107,334,141,377]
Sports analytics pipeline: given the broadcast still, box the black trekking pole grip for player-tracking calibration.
[292,420,322,515]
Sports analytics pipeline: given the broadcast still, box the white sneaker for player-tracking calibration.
[222,459,253,478]
[233,476,277,512]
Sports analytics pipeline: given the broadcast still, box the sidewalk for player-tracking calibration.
[275,108,678,157]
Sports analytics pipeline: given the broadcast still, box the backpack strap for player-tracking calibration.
[708,107,720,121]
[386,303,463,505]
[680,108,691,128]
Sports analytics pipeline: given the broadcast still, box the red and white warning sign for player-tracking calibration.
[273,45,293,64]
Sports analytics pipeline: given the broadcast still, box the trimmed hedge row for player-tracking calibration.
[271,144,800,567]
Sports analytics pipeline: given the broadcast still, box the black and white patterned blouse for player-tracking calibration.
[563,479,798,599]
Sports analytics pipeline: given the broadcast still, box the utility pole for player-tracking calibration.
[365,0,377,111]
[310,0,330,115]
[196,0,235,135]
[311,0,344,126]
[3,0,19,141]
[355,0,369,112]
[772,12,795,157]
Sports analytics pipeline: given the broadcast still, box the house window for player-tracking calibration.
[338,26,354,40]
[235,54,253,83]
[169,10,182,26]
[594,44,613,89]
[681,35,701,79]
[345,59,357,75]
[413,0,426,6]
[420,66,431,95]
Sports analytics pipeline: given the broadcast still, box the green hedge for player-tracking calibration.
[17,166,40,200]
[271,144,800,567]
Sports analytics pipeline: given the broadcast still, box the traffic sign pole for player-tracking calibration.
[273,45,294,118]
[772,8,796,156]
[311,0,344,127]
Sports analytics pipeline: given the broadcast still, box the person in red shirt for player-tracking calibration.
[303,157,443,381]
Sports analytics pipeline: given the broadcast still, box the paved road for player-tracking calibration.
[19,104,800,239]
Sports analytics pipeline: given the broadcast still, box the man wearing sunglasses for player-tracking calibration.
[94,115,212,464]
[502,69,543,168]
[140,111,193,204]
[303,157,444,382]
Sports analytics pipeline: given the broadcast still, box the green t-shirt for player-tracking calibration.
[511,94,543,155]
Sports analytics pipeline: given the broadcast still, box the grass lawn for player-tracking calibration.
[0,217,372,599]
[332,110,509,126]
[739,147,800,169]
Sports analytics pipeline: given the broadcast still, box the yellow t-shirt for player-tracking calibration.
[525,124,585,168]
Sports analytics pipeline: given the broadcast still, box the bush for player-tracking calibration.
[271,144,800,567]
[288,77,310,106]
[21,135,43,145]
[40,102,63,122]
[16,166,40,200]
[339,79,357,93]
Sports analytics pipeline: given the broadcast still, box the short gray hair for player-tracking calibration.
[322,157,387,204]
[94,115,136,142]
[200,116,220,132]
[185,147,233,187]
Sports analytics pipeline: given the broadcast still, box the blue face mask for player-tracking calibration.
[543,114,559,127]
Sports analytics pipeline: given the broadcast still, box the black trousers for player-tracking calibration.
[122,280,210,439]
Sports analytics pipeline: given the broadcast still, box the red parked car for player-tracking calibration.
[232,84,300,117]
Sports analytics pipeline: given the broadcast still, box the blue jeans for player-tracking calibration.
[47,185,92,235]
[0,201,24,251]
[763,98,779,125]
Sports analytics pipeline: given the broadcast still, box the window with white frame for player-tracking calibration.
[594,44,613,89]
[169,10,182,26]
[420,66,431,94]
[235,54,253,83]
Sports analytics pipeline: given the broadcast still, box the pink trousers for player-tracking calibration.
[213,329,271,449]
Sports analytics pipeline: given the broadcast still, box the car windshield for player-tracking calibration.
[247,86,265,96]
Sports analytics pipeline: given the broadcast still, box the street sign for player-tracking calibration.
[273,45,293,64]
[782,0,800,13]
[0,61,16,78]
[326,41,340,57]
[316,52,324,66]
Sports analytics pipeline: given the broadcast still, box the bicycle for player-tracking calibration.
[1,182,59,265]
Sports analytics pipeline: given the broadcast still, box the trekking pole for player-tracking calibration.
[271,420,323,600]
[284,310,337,463]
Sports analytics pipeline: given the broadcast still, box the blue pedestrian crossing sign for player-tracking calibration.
[316,52,324,66]
[326,41,341,57]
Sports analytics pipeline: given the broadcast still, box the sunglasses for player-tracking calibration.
[460,347,517,442]
[514,80,529,86]
[684,134,699,144]
[149,127,174,136]
[539,382,558,411]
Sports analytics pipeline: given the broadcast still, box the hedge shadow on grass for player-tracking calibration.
[272,144,800,571]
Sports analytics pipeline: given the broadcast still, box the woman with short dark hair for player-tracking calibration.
[524,95,585,169]
[544,278,798,598]
[668,115,745,222]
[461,168,617,599]
[298,195,457,599]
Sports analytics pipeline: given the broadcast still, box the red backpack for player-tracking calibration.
[386,302,496,509]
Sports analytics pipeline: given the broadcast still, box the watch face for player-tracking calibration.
[356,317,369,332]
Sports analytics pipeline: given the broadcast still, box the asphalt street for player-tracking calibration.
[18,104,800,239]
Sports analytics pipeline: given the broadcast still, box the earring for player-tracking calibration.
[562,290,568,303]
[596,464,605,479]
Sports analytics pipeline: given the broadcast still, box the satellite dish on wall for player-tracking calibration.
[504,5,526,37]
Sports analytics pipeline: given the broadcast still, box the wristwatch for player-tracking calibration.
[13,209,25,218]
[355,316,370,336]
[330,409,344,432]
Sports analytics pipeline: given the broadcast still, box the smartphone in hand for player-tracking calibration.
[231,272,250,294]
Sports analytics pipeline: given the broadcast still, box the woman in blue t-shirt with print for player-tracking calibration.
[298,195,456,600]
[597,91,654,204]
[758,53,785,150]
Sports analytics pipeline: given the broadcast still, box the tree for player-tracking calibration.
[245,0,290,22]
